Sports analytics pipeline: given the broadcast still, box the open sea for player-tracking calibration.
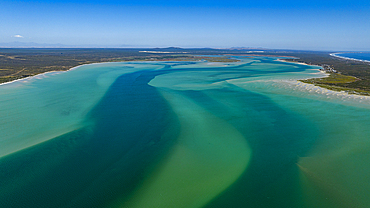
[334,52,370,62]
[1,57,370,208]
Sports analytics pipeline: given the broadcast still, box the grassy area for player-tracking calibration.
[280,52,370,91]
[300,73,358,84]
[275,50,370,95]
[300,73,370,95]
[307,83,370,96]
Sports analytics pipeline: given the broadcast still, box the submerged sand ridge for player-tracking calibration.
[119,90,251,208]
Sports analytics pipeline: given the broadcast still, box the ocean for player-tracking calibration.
[334,52,370,62]
[1,57,370,208]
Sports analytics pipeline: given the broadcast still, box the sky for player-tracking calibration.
[1,0,370,51]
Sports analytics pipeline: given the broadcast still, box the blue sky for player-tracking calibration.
[1,0,370,50]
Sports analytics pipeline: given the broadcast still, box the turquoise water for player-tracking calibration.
[1,57,370,207]
[335,52,370,62]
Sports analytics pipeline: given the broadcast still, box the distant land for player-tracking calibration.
[1,47,370,95]
[0,42,270,51]
[0,41,139,48]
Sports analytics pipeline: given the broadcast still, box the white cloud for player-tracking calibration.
[13,35,24,38]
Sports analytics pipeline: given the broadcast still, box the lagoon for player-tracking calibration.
[1,57,370,207]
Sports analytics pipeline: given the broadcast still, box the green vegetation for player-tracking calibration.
[1,48,370,96]
[0,48,238,84]
[278,51,370,95]
[301,73,358,84]
[299,73,370,95]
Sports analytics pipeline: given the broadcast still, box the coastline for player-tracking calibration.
[0,71,62,86]
[0,57,236,87]
[330,53,370,64]
[290,80,370,103]
[277,58,309,65]
[276,58,325,69]
[2,57,369,99]
[0,61,119,87]
[277,58,370,97]
[298,71,370,96]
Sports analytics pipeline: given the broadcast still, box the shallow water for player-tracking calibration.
[1,57,370,207]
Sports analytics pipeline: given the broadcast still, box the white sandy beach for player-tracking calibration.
[0,61,122,87]
[330,53,370,64]
[277,58,309,65]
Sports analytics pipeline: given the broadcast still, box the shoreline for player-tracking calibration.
[277,58,309,65]
[330,53,370,64]
[277,58,370,97]
[0,61,124,87]
[297,72,370,97]
[290,80,370,102]
[276,58,324,69]
[2,57,369,99]
[0,57,235,87]
[0,55,319,87]
[0,71,62,86]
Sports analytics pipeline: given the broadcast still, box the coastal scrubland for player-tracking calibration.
[279,51,370,95]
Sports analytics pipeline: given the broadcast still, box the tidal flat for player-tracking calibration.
[1,57,370,208]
